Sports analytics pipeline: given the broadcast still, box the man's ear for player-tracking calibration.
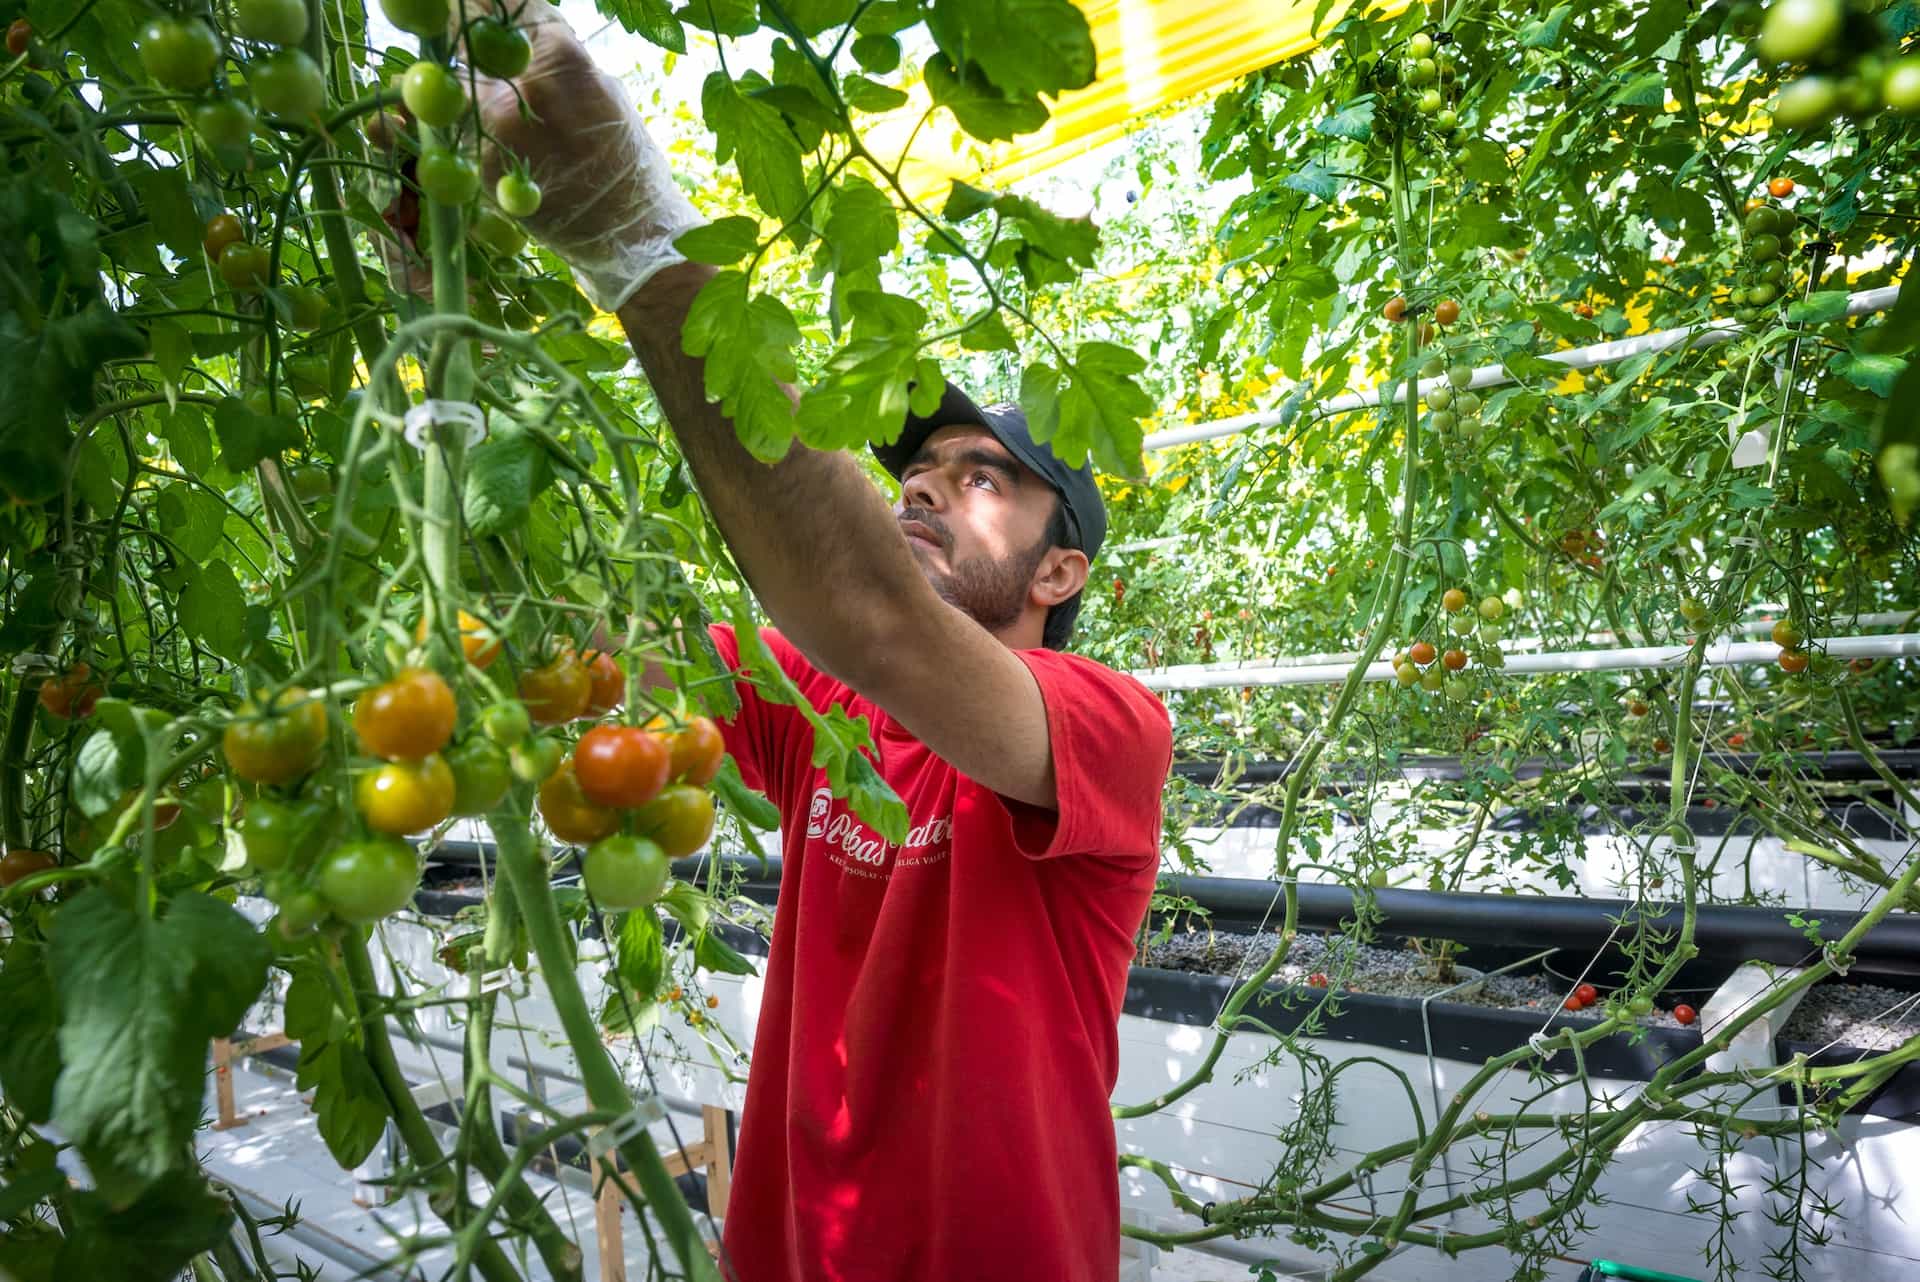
[1031,547,1089,609]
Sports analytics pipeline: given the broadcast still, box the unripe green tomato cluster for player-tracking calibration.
[1753,0,1915,127]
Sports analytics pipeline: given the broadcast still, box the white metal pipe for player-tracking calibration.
[1134,632,1920,691]
[1142,286,1901,453]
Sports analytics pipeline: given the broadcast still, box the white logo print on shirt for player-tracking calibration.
[805,786,952,879]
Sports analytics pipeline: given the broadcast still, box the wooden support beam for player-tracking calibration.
[593,1109,735,1280]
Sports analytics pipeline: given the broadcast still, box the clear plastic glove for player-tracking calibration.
[469,1,703,311]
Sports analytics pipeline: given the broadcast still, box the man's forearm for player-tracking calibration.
[616,262,935,680]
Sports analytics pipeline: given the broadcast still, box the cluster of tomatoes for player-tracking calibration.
[1556,527,1606,572]
[1770,616,1815,676]
[1560,981,1698,1026]
[134,0,329,171]
[220,605,727,936]
[1391,588,1513,699]
[1742,0,1920,127]
[1728,191,1801,324]
[1372,29,1470,137]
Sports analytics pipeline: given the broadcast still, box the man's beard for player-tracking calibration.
[899,506,1047,633]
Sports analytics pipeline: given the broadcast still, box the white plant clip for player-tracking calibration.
[586,1095,666,1162]
[1730,428,1770,469]
[402,399,487,450]
[473,969,512,996]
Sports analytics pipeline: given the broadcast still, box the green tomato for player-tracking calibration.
[192,99,258,170]
[510,734,564,782]
[218,240,273,292]
[402,61,467,128]
[1435,108,1458,130]
[235,0,309,46]
[1772,74,1840,129]
[1427,385,1453,410]
[1444,675,1472,702]
[480,700,533,747]
[1627,994,1655,1017]
[1408,33,1434,60]
[289,464,332,504]
[318,836,421,923]
[282,284,330,331]
[1417,88,1443,114]
[1748,232,1781,261]
[1447,362,1474,390]
[465,16,531,79]
[1477,595,1505,621]
[1747,282,1778,306]
[1757,0,1843,64]
[495,172,542,218]
[1886,57,1920,116]
[242,796,326,872]
[271,890,328,940]
[1394,661,1420,687]
[1478,618,1505,642]
[250,48,326,120]
[1419,668,1444,692]
[1419,355,1445,379]
[583,834,670,909]
[285,352,331,399]
[417,147,481,205]
[139,17,222,91]
[380,0,451,38]
[1367,868,1391,888]
[469,206,528,257]
[1405,57,1436,87]
[1430,409,1456,434]
[1449,614,1477,636]
[1454,390,1482,415]
[447,738,512,817]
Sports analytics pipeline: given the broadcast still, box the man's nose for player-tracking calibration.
[903,470,944,511]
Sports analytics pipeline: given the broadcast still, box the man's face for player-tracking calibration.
[893,425,1068,634]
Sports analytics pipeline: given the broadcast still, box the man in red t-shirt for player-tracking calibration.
[468,9,1173,1279]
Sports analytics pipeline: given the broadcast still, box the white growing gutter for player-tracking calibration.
[1134,632,1920,692]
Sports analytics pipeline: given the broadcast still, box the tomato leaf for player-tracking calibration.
[72,731,134,819]
[1281,161,1340,201]
[210,395,300,472]
[711,755,780,830]
[1048,341,1152,477]
[683,270,801,460]
[1315,97,1374,142]
[49,888,268,1203]
[283,966,390,1166]
[1786,290,1852,325]
[598,0,685,51]
[179,558,250,662]
[942,180,997,222]
[0,948,61,1122]
[694,928,759,976]
[842,73,909,113]
[925,57,1050,141]
[925,0,1095,99]
[55,1178,232,1282]
[1831,349,1906,397]
[703,72,807,221]
[674,216,761,266]
[822,175,900,274]
[463,424,553,537]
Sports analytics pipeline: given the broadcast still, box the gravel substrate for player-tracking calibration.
[1781,981,1920,1053]
[1141,928,1701,1028]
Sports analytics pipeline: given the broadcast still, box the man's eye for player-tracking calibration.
[971,472,997,490]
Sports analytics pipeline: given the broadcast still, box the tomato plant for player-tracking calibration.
[355,754,455,835]
[633,783,716,859]
[520,652,591,725]
[401,61,466,128]
[465,17,531,79]
[538,760,621,844]
[137,16,221,90]
[317,836,421,922]
[0,848,56,887]
[37,663,101,719]
[224,691,329,785]
[582,649,625,716]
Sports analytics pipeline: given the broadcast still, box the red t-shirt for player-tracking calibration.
[707,624,1171,1282]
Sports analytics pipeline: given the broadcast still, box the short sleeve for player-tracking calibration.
[995,651,1171,863]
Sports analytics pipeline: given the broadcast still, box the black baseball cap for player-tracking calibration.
[873,381,1107,564]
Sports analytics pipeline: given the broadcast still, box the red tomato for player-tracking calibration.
[1573,302,1595,318]
[1768,176,1794,198]
[1433,298,1460,325]
[520,652,591,725]
[1673,1004,1697,1026]
[1574,983,1598,1005]
[1777,648,1810,673]
[646,714,726,785]
[537,761,621,844]
[1306,972,1329,988]
[1408,641,1436,666]
[1727,732,1748,749]
[39,662,102,719]
[1383,295,1408,322]
[0,849,57,887]
[1441,649,1468,671]
[572,725,671,809]
[581,650,625,716]
[1654,737,1673,753]
[5,18,30,57]
[354,668,457,761]
[1563,994,1585,1011]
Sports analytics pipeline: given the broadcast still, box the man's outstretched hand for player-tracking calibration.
[465,0,704,310]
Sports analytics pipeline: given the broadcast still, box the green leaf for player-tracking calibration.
[1050,341,1151,476]
[711,756,780,830]
[0,304,143,504]
[1610,71,1666,107]
[676,0,756,33]
[842,73,909,113]
[775,0,859,34]
[1315,97,1374,141]
[683,270,801,461]
[675,216,762,265]
[925,57,1049,141]
[156,486,225,562]
[601,0,685,50]
[823,176,899,273]
[464,424,554,537]
[284,967,389,1166]
[694,928,759,976]
[703,72,808,221]
[851,32,902,73]
[56,1178,232,1282]
[118,163,202,261]
[614,908,666,995]
[72,731,134,819]
[926,0,1095,98]
[1281,161,1339,201]
[1019,361,1062,443]
[50,889,268,1203]
[211,396,300,472]
[960,310,1017,352]
[993,192,1098,266]
[1863,267,1920,355]
[159,404,213,475]
[1520,4,1572,46]
[1786,290,1852,325]
[943,180,996,222]
[0,949,61,1122]
[179,558,249,662]
[148,321,192,397]
[1832,349,1905,396]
